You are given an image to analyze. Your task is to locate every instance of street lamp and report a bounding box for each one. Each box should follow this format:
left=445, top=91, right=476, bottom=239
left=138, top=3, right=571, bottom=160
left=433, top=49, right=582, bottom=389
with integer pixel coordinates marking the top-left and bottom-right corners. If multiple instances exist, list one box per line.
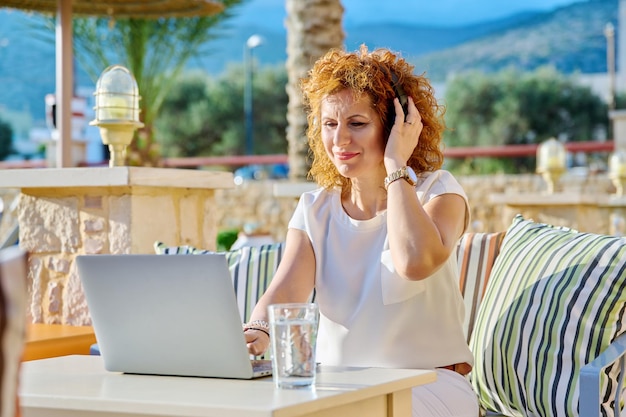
left=536, top=137, right=566, bottom=194
left=244, top=34, right=264, bottom=155
left=609, top=150, right=626, bottom=196
left=90, top=65, right=144, bottom=167
left=605, top=22, right=616, bottom=111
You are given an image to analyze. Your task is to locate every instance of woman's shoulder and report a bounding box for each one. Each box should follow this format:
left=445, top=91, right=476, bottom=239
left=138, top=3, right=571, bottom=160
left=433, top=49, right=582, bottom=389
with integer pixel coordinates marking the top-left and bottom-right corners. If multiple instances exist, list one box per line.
left=415, top=169, right=466, bottom=199
left=415, top=169, right=459, bottom=188
left=299, top=186, right=338, bottom=204
left=289, top=187, right=340, bottom=229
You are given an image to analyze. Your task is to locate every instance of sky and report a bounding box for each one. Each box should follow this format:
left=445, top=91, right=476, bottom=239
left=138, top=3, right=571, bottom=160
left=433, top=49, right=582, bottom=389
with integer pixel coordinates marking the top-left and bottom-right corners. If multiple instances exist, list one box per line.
left=233, top=0, right=585, bottom=28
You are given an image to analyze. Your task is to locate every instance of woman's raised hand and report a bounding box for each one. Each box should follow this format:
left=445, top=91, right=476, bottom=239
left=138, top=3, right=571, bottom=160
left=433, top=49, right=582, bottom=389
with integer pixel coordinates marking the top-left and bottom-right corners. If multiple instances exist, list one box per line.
left=385, top=96, right=422, bottom=167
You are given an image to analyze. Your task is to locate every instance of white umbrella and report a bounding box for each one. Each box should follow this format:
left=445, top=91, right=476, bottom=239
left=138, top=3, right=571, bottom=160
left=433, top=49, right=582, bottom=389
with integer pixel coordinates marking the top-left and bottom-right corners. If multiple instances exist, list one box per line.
left=0, top=0, right=223, bottom=167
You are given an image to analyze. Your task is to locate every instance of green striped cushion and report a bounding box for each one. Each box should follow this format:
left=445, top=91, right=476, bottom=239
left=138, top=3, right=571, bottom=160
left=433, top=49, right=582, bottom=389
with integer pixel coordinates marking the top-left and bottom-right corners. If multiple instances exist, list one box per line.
left=224, top=244, right=284, bottom=323
left=470, top=215, right=626, bottom=417
left=154, top=241, right=284, bottom=323
left=456, top=231, right=506, bottom=343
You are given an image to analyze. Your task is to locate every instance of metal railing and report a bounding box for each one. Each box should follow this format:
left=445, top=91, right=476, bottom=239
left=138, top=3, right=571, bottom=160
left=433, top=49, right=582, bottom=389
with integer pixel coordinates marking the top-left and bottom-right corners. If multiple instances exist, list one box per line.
left=0, top=141, right=615, bottom=170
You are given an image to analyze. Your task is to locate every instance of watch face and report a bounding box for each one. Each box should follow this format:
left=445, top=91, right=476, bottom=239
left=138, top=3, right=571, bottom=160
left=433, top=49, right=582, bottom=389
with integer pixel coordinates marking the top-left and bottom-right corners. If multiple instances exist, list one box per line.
left=406, top=166, right=418, bottom=184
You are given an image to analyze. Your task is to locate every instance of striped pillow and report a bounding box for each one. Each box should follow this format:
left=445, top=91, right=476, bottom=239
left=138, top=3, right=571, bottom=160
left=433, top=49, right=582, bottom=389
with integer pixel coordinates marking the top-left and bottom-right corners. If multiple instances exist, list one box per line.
left=154, top=241, right=284, bottom=323
left=470, top=215, right=626, bottom=417
left=456, top=232, right=506, bottom=343
left=223, top=244, right=284, bottom=323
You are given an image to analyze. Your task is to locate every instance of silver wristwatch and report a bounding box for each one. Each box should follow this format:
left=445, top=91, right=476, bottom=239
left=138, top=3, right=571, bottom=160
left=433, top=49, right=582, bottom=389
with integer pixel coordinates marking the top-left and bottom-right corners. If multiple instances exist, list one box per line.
left=384, top=166, right=418, bottom=190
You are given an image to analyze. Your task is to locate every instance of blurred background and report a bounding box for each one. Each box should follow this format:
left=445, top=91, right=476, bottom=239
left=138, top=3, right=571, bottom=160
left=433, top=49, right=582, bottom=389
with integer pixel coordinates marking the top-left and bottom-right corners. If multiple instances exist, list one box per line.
left=0, top=0, right=618, bottom=176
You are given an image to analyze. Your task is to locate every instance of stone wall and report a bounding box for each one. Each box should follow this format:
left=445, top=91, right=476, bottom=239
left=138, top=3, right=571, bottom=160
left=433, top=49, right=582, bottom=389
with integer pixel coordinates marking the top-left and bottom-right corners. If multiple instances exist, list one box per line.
left=0, top=177, right=223, bottom=326
left=15, top=188, right=219, bottom=325
left=0, top=171, right=619, bottom=325
left=212, top=173, right=617, bottom=245
left=5, top=172, right=613, bottom=253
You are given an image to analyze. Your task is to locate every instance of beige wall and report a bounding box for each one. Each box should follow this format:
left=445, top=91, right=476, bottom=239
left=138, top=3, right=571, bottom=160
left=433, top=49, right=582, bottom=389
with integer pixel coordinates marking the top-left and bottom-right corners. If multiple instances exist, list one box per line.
left=212, top=172, right=619, bottom=245
left=0, top=171, right=620, bottom=325
left=2, top=172, right=618, bottom=250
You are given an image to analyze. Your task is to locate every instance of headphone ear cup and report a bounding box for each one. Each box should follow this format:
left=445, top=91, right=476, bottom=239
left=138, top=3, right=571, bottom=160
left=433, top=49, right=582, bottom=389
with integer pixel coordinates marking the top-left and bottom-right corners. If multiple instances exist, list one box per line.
left=386, top=71, right=408, bottom=134
left=391, top=72, right=409, bottom=117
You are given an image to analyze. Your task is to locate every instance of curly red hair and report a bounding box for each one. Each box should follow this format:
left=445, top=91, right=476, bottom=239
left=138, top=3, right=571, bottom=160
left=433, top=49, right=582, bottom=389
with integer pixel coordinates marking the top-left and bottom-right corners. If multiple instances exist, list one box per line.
left=301, top=45, right=446, bottom=190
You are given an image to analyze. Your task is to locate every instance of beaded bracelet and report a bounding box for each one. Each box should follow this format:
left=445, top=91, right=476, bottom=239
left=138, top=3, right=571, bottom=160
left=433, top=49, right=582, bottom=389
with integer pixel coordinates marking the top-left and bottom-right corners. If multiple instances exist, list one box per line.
left=242, top=320, right=270, bottom=337
left=243, top=327, right=270, bottom=338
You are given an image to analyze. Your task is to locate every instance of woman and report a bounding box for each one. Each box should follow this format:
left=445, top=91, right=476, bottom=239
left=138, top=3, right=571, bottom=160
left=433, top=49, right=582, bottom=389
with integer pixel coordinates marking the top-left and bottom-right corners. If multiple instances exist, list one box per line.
left=244, top=45, right=479, bottom=416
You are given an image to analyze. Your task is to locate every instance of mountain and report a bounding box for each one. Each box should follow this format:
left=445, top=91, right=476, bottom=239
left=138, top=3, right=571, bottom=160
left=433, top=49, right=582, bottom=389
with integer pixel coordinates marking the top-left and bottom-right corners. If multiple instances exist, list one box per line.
left=0, top=0, right=617, bottom=125
left=417, top=0, right=616, bottom=80
left=343, top=12, right=546, bottom=58
left=188, top=10, right=549, bottom=75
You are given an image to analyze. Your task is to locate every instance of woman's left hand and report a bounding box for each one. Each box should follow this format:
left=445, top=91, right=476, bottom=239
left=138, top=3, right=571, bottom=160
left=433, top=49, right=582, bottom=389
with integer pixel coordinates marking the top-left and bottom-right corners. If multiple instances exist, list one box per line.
left=384, top=96, right=422, bottom=168
left=244, top=329, right=270, bottom=356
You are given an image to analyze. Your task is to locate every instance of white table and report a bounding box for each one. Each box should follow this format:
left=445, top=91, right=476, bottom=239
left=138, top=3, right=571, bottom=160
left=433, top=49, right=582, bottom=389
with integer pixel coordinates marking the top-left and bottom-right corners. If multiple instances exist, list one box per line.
left=19, top=355, right=435, bottom=417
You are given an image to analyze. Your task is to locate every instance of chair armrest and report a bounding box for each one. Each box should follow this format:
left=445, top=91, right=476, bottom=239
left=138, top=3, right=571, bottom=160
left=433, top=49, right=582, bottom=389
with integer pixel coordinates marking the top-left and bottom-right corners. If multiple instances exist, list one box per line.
left=580, top=332, right=626, bottom=417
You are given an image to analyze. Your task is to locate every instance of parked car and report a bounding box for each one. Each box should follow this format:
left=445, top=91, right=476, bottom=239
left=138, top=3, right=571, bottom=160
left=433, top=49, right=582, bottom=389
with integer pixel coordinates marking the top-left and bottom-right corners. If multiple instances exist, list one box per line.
left=233, top=164, right=289, bottom=184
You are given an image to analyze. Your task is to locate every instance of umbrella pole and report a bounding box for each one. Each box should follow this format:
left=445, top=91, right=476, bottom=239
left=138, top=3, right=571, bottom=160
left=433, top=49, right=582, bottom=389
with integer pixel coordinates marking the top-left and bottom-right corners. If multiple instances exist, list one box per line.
left=56, top=0, right=73, bottom=168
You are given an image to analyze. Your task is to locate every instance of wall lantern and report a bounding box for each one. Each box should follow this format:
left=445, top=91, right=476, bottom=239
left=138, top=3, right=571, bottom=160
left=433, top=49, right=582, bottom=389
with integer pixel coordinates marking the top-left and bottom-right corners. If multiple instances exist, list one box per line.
left=536, top=137, right=566, bottom=194
left=89, top=65, right=144, bottom=167
left=609, top=150, right=626, bottom=196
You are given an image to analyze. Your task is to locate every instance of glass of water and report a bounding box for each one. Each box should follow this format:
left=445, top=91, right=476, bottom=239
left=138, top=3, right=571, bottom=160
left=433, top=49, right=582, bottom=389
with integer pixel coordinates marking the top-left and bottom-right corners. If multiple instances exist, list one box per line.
left=268, top=303, right=319, bottom=389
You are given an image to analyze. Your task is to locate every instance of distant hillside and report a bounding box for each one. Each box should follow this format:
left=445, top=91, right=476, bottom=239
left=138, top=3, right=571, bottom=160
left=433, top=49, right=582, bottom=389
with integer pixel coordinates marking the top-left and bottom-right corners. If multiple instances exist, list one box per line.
left=193, top=10, right=547, bottom=74
left=0, top=0, right=617, bottom=124
left=417, top=0, right=617, bottom=80
left=343, top=12, right=544, bottom=57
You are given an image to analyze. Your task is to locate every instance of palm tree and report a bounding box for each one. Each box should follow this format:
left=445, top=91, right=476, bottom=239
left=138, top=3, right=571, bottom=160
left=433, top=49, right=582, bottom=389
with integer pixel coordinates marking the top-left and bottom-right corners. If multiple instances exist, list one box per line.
left=284, top=0, right=344, bottom=180
left=40, top=0, right=245, bottom=166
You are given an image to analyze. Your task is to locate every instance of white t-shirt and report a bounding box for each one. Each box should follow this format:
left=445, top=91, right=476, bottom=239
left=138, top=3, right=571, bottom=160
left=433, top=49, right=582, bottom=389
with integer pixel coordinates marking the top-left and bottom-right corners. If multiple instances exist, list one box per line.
left=288, top=170, right=473, bottom=369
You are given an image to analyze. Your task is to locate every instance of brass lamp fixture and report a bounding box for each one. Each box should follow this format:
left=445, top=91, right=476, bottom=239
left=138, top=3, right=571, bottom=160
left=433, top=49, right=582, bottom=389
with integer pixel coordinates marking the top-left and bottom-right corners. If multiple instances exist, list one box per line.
left=536, top=137, right=566, bottom=194
left=90, top=65, right=144, bottom=167
left=609, top=150, right=626, bottom=196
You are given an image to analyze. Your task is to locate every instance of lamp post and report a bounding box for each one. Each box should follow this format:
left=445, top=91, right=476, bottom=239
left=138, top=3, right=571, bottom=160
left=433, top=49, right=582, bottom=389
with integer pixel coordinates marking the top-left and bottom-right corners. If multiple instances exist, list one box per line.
left=536, top=137, right=567, bottom=194
left=244, top=34, right=263, bottom=155
left=609, top=150, right=626, bottom=196
left=605, top=22, right=616, bottom=111
left=90, top=65, right=144, bottom=167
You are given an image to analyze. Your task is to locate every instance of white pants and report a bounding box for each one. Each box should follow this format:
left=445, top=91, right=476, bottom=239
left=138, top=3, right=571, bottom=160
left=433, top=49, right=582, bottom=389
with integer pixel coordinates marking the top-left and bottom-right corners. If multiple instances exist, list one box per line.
left=412, top=369, right=479, bottom=417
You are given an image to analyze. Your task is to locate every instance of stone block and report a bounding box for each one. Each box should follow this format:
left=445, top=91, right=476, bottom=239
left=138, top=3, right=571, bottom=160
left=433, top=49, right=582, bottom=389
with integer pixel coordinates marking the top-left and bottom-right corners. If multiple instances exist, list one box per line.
left=84, top=238, right=105, bottom=254
left=83, top=217, right=105, bottom=233
left=47, top=281, right=62, bottom=315
left=18, top=195, right=81, bottom=253
left=179, top=194, right=200, bottom=246
left=202, top=198, right=217, bottom=251
left=28, top=256, right=45, bottom=323
left=131, top=194, right=177, bottom=253
left=109, top=195, right=131, bottom=254
left=64, top=262, right=91, bottom=326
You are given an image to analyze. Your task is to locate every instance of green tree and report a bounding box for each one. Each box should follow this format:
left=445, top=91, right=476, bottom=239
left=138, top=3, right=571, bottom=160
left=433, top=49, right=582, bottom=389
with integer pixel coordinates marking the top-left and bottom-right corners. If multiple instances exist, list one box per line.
left=155, top=64, right=288, bottom=157
left=38, top=0, right=246, bottom=166
left=614, top=92, right=626, bottom=110
left=444, top=67, right=608, bottom=174
left=0, top=118, right=13, bottom=161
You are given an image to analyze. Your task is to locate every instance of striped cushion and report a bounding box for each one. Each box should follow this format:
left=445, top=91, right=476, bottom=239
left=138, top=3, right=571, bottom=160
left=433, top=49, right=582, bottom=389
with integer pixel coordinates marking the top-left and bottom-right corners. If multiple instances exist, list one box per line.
left=470, top=215, right=626, bottom=417
left=456, top=232, right=506, bottom=343
left=154, top=241, right=284, bottom=323
left=223, top=244, right=284, bottom=323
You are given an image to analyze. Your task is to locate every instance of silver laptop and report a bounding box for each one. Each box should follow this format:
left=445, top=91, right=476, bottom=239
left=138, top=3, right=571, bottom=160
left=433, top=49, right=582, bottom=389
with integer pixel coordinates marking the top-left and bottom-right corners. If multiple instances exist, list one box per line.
left=76, top=253, right=272, bottom=379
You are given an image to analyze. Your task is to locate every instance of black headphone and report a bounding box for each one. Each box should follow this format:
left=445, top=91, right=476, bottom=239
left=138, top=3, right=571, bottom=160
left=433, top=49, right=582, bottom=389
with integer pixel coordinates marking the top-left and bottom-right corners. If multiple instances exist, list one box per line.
left=386, top=70, right=409, bottom=132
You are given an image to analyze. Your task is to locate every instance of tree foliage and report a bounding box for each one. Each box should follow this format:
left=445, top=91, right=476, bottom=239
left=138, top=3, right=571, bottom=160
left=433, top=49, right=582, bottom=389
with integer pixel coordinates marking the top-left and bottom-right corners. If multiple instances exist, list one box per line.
left=38, top=0, right=247, bottom=165
left=0, top=118, right=13, bottom=161
left=155, top=64, right=288, bottom=157
left=443, top=67, right=608, bottom=174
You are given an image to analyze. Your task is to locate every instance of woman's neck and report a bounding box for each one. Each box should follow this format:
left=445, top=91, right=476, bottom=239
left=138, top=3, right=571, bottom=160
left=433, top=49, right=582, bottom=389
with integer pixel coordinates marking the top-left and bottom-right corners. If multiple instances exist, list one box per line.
left=341, top=179, right=387, bottom=220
